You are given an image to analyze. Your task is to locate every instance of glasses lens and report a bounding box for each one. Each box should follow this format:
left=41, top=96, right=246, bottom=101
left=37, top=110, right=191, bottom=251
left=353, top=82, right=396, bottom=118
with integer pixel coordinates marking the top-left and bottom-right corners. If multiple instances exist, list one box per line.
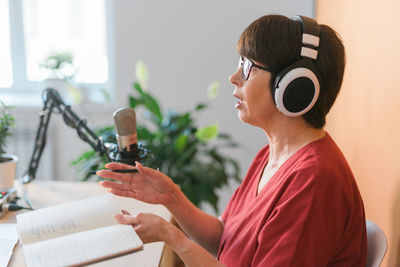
left=242, top=58, right=252, bottom=80
left=238, top=57, right=243, bottom=69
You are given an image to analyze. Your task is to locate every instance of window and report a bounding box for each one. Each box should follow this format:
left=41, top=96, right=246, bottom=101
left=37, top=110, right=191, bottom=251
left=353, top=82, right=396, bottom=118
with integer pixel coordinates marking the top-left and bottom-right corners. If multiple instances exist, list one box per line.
left=0, top=0, right=13, bottom=87
left=23, top=0, right=108, bottom=83
left=1, top=0, right=110, bottom=94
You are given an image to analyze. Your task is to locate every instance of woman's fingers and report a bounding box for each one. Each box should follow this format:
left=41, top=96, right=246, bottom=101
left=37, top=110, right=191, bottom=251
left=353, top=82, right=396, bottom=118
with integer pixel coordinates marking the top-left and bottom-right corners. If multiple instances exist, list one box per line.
left=135, top=161, right=158, bottom=173
left=104, top=162, right=136, bottom=170
left=96, top=170, right=133, bottom=184
left=134, top=161, right=144, bottom=171
left=135, top=162, right=161, bottom=179
left=100, top=180, right=132, bottom=190
left=108, top=188, right=136, bottom=199
left=114, top=213, right=170, bottom=244
left=115, top=213, right=138, bottom=225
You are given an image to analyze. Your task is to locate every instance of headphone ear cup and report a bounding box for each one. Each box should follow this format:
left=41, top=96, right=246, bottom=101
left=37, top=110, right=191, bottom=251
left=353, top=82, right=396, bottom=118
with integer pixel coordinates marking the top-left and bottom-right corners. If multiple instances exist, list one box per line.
left=273, top=63, right=320, bottom=117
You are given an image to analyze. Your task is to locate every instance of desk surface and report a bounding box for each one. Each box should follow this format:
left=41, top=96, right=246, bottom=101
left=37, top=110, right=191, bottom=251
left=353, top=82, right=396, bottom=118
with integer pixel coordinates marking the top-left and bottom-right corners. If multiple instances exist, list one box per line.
left=0, top=180, right=170, bottom=267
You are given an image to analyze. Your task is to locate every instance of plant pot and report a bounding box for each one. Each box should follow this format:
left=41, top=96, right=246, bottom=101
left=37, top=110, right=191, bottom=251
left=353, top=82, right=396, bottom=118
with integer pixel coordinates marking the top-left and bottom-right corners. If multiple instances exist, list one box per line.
left=0, top=154, right=18, bottom=191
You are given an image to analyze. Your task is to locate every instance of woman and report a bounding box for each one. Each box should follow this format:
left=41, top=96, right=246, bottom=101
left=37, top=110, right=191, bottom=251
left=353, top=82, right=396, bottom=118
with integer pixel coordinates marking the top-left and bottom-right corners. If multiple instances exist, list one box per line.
left=97, top=14, right=367, bottom=266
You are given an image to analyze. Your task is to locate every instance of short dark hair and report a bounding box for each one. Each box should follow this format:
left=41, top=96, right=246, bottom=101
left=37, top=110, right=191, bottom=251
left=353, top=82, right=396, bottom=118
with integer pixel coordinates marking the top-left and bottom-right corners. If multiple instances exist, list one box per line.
left=237, top=14, right=345, bottom=128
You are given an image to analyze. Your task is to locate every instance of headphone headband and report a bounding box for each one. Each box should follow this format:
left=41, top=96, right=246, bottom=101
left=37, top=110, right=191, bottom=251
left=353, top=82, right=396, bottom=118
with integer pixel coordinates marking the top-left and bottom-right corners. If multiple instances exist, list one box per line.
left=293, top=15, right=319, bottom=37
left=293, top=15, right=320, bottom=60
left=273, top=15, right=321, bottom=117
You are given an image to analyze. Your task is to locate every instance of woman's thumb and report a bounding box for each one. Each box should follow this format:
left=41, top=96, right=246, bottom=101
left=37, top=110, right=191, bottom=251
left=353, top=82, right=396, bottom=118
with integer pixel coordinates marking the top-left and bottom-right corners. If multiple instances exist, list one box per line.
left=115, top=213, right=137, bottom=225
left=121, top=209, right=131, bottom=215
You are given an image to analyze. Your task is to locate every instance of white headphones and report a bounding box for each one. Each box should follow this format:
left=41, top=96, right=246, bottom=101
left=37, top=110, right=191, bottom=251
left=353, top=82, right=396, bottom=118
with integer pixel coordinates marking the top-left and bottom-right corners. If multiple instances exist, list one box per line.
left=273, top=15, right=321, bottom=117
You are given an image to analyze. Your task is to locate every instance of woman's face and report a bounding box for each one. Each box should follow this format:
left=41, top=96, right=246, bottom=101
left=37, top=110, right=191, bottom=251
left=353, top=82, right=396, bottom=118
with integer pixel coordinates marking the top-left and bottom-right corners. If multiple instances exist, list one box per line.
left=230, top=57, right=277, bottom=128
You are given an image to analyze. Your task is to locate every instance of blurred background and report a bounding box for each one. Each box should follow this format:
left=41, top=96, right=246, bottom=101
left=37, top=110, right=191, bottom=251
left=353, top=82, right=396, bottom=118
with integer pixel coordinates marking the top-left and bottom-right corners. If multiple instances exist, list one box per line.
left=0, top=0, right=399, bottom=266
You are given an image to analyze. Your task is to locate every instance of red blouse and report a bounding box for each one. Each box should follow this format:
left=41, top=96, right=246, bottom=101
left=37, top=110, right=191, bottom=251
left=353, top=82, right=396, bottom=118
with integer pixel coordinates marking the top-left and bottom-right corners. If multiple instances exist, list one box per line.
left=218, top=133, right=367, bottom=266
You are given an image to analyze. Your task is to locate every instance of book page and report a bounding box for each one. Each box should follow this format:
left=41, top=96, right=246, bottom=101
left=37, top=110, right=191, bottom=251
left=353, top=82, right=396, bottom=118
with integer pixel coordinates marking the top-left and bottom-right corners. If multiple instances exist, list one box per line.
left=0, top=224, right=19, bottom=267
left=22, top=224, right=143, bottom=267
left=16, top=193, right=124, bottom=245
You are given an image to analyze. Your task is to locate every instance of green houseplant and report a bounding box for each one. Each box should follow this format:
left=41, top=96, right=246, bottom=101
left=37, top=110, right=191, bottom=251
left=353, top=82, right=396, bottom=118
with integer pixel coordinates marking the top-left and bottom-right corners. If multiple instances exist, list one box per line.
left=39, top=51, right=84, bottom=104
left=0, top=102, right=15, bottom=157
left=39, top=51, right=78, bottom=81
left=72, top=62, right=241, bottom=212
left=0, top=102, right=17, bottom=190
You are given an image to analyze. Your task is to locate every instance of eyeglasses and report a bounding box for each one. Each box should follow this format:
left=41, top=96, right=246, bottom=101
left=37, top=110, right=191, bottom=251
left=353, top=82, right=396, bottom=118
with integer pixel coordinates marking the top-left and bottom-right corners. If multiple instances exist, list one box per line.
left=238, top=56, right=271, bottom=80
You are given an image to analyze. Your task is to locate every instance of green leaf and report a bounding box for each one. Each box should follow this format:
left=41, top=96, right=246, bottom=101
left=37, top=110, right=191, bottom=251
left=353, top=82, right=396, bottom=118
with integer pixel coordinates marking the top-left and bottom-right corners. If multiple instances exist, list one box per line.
left=195, top=103, right=207, bottom=111
left=174, top=143, right=198, bottom=167
left=135, top=60, right=149, bottom=89
left=133, top=82, right=144, bottom=94
left=137, top=126, right=155, bottom=141
left=195, top=124, right=219, bottom=143
left=129, top=96, right=142, bottom=109
left=207, top=81, right=220, bottom=99
left=175, top=113, right=192, bottom=130
left=131, top=82, right=163, bottom=122
left=174, top=134, right=189, bottom=154
left=71, top=150, right=96, bottom=165
left=141, top=93, right=163, bottom=122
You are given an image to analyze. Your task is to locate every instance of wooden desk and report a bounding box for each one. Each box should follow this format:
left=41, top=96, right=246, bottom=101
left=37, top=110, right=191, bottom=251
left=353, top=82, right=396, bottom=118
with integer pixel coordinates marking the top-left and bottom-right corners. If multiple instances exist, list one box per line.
left=1, top=180, right=171, bottom=267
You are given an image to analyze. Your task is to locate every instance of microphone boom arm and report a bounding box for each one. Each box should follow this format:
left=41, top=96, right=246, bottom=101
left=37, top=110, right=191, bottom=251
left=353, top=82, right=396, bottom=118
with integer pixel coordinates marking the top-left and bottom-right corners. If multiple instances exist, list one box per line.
left=22, top=88, right=112, bottom=183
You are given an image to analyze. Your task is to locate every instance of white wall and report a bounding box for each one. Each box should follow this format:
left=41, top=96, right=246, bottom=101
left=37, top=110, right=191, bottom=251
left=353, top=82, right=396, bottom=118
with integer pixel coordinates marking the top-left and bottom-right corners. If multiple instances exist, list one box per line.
left=112, top=0, right=314, bottom=213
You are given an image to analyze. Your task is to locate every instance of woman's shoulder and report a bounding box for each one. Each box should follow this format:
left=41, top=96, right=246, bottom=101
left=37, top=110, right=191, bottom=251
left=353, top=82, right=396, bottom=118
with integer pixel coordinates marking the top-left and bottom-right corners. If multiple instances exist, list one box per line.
left=294, top=132, right=350, bottom=170
left=286, top=133, right=358, bottom=196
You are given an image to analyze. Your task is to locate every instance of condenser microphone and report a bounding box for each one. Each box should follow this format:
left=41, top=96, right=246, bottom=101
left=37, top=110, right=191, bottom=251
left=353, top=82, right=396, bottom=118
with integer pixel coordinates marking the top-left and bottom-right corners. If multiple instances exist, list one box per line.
left=113, top=108, right=140, bottom=165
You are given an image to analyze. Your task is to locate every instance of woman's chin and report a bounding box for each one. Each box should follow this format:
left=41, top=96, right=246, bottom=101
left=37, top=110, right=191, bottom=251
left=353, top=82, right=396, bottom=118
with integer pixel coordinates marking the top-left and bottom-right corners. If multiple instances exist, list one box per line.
left=237, top=111, right=249, bottom=124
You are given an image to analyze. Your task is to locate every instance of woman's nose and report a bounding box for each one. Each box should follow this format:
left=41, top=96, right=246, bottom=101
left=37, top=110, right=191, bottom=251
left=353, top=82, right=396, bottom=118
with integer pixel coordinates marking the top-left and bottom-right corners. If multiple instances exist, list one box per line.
left=229, top=67, right=242, bottom=86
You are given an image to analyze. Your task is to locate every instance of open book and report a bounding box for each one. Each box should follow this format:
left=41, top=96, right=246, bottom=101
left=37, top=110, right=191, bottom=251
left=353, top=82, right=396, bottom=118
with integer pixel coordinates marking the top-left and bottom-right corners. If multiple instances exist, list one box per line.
left=16, top=193, right=143, bottom=267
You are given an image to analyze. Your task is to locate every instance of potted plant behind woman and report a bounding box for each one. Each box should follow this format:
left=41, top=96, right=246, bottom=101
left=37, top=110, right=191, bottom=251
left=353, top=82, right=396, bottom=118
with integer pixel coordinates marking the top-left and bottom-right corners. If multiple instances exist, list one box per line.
left=39, top=51, right=82, bottom=104
left=72, top=61, right=241, bottom=213
left=0, top=102, right=17, bottom=191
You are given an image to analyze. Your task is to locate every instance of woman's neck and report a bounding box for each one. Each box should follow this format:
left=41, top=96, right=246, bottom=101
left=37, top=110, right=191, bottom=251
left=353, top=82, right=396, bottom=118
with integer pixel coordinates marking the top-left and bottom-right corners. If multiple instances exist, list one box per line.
left=264, top=121, right=325, bottom=170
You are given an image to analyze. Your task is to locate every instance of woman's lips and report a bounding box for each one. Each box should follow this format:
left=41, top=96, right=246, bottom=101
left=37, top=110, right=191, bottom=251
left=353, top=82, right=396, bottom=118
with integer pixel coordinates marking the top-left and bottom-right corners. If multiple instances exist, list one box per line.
left=233, top=93, right=244, bottom=109
left=235, top=100, right=245, bottom=109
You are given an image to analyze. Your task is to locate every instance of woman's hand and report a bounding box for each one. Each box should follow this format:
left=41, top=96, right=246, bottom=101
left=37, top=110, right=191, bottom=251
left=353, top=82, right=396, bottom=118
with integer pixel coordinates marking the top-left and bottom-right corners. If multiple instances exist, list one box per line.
left=115, top=210, right=175, bottom=244
left=97, top=162, right=177, bottom=205
left=116, top=210, right=226, bottom=267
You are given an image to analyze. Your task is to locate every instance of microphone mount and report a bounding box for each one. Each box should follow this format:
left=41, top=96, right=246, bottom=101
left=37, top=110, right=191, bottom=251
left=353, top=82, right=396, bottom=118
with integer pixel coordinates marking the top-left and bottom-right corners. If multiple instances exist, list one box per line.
left=22, top=88, right=146, bottom=184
